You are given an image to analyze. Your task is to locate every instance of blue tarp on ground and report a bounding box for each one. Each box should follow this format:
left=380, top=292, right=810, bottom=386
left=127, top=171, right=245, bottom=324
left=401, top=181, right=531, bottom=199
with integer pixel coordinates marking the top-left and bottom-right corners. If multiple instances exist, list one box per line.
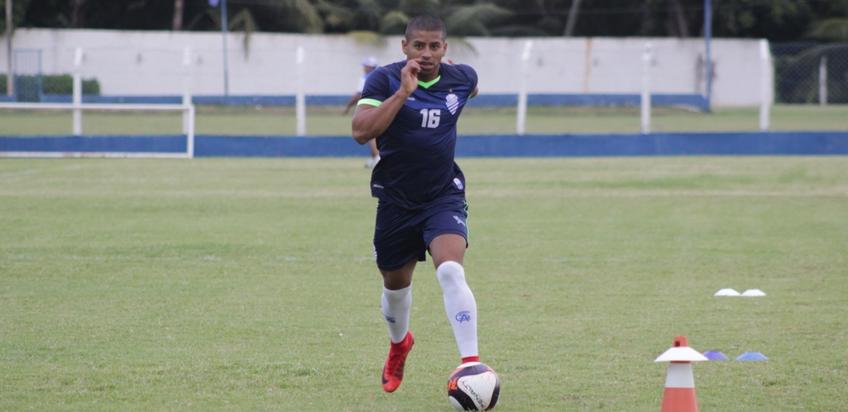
left=2, top=132, right=848, bottom=157
left=0, top=135, right=186, bottom=153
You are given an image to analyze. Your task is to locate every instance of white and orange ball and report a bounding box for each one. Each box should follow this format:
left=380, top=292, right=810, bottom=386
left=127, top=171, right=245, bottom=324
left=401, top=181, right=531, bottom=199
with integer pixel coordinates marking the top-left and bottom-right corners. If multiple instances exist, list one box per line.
left=446, top=362, right=500, bottom=411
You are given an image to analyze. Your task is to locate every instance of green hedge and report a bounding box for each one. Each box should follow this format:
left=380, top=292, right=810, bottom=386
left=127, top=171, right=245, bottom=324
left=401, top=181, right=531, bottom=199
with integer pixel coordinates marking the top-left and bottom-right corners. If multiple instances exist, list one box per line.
left=0, top=74, right=100, bottom=97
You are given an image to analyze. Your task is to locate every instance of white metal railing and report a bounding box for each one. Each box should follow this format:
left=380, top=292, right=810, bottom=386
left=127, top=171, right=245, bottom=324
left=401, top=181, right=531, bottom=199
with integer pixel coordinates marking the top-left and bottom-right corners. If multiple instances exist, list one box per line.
left=0, top=101, right=196, bottom=158
left=0, top=46, right=196, bottom=158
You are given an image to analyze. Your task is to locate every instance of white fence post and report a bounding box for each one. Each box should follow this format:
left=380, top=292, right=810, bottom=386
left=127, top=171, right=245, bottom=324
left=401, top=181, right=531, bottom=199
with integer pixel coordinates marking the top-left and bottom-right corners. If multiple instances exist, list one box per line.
left=819, top=55, right=828, bottom=106
left=182, top=46, right=193, bottom=135
left=759, top=39, right=772, bottom=131
left=640, top=42, right=653, bottom=135
left=73, top=47, right=83, bottom=135
left=295, top=46, right=306, bottom=136
left=516, top=40, right=533, bottom=135
left=186, top=105, right=195, bottom=158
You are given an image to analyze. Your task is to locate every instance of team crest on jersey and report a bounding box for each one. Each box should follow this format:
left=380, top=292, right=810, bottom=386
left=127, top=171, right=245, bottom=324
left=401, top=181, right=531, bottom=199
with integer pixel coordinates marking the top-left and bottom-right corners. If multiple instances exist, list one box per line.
left=445, top=93, right=459, bottom=115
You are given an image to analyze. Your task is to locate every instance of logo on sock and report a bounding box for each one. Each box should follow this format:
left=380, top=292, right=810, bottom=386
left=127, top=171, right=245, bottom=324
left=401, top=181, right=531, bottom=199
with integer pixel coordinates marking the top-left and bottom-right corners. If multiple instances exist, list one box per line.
left=385, top=315, right=396, bottom=324
left=455, top=311, right=471, bottom=323
left=453, top=177, right=464, bottom=190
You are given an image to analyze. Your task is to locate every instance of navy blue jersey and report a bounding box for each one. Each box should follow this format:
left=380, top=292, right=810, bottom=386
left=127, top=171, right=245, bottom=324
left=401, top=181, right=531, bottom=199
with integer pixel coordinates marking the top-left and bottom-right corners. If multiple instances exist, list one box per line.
left=358, top=61, right=478, bottom=210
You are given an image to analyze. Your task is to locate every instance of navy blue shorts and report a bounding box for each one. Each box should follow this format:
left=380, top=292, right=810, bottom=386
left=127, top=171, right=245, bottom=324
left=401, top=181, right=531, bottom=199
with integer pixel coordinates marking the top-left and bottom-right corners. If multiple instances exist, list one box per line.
left=373, top=199, right=468, bottom=271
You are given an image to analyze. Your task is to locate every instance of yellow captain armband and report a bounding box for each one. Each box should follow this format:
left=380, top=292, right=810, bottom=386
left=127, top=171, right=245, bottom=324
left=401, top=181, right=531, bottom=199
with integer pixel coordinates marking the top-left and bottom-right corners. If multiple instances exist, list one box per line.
left=357, top=98, right=382, bottom=107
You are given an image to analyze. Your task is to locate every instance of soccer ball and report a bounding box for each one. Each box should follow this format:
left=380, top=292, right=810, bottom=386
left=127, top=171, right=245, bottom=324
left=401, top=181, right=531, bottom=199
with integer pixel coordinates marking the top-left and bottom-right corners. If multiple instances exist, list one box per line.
left=446, top=362, right=500, bottom=411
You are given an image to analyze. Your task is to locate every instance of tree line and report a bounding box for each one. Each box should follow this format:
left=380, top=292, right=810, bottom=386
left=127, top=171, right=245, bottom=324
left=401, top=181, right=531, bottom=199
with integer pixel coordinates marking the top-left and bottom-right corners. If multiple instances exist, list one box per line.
left=3, top=0, right=848, bottom=42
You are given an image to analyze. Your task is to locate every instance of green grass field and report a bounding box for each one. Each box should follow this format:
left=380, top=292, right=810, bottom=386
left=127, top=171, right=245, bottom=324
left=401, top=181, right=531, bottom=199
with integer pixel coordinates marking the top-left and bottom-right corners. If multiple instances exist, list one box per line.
left=1, top=104, right=846, bottom=136
left=1, top=157, right=847, bottom=411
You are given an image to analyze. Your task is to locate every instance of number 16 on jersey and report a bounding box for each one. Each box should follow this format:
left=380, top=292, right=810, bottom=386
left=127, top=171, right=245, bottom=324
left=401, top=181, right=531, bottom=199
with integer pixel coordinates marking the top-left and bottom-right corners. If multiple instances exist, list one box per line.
left=420, top=109, right=441, bottom=128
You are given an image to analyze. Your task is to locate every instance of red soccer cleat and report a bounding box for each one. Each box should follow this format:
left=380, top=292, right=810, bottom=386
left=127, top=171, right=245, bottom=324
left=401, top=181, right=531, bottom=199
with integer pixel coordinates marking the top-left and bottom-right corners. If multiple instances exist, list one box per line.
left=382, top=332, right=414, bottom=392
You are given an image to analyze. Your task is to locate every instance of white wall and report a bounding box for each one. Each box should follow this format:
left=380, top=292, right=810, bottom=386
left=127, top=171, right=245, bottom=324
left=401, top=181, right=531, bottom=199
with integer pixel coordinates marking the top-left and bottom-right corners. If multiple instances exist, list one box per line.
left=0, top=28, right=768, bottom=106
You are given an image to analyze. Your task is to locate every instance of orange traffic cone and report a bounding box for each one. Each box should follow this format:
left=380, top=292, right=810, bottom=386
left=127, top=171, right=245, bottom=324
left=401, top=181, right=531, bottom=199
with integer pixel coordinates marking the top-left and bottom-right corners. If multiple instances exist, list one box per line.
left=655, top=336, right=708, bottom=412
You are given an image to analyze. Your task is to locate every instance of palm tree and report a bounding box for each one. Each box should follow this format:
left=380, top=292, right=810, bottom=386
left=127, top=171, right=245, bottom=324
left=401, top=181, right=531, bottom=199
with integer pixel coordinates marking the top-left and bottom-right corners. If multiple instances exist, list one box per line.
left=444, top=3, right=512, bottom=37
left=379, top=10, right=408, bottom=34
left=71, top=0, right=85, bottom=27
left=564, top=0, right=582, bottom=36
left=172, top=0, right=184, bottom=31
left=807, top=18, right=848, bottom=41
left=667, top=0, right=689, bottom=37
left=187, top=0, right=323, bottom=33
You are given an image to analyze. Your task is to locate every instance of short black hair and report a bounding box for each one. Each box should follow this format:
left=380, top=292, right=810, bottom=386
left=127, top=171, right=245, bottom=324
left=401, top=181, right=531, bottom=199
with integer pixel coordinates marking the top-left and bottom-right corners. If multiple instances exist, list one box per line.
left=404, top=15, right=446, bottom=39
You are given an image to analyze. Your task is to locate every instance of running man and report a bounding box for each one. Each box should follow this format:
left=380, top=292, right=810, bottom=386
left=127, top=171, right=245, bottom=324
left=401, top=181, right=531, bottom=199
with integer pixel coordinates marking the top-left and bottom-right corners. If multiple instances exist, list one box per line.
left=351, top=15, right=481, bottom=393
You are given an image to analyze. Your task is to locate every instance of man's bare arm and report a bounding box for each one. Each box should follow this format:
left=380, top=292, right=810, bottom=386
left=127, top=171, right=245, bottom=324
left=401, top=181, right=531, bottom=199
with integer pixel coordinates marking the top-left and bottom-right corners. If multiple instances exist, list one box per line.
left=351, top=60, right=420, bottom=144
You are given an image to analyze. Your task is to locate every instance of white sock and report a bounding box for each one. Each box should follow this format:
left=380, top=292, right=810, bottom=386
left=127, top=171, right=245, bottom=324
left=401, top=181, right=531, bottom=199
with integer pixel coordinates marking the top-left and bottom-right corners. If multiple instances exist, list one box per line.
left=436, top=261, right=479, bottom=359
left=381, top=285, right=412, bottom=343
